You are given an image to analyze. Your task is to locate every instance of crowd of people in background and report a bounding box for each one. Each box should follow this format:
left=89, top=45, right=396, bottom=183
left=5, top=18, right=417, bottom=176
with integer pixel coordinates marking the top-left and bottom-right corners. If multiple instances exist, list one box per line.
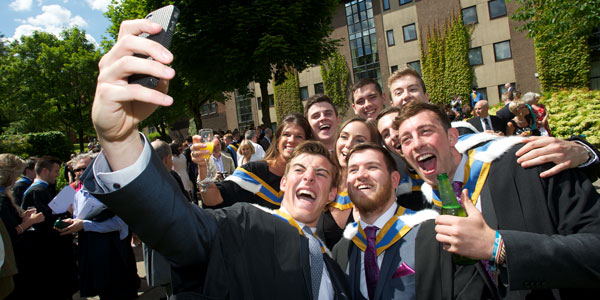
left=0, top=17, right=599, bottom=300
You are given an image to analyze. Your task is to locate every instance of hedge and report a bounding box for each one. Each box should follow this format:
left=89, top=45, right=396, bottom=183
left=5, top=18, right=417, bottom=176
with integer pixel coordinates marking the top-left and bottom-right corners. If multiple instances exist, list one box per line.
left=274, top=69, right=304, bottom=121
left=543, top=89, right=600, bottom=147
left=0, top=131, right=72, bottom=161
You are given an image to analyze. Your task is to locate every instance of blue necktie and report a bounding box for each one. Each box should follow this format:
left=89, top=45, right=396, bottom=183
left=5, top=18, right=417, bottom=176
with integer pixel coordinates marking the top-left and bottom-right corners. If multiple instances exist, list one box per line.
left=303, top=226, right=323, bottom=300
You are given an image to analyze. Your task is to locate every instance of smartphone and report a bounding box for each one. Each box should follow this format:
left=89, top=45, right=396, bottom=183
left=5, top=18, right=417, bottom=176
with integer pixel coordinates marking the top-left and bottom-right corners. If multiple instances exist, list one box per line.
left=54, top=218, right=69, bottom=229
left=128, top=5, right=180, bottom=88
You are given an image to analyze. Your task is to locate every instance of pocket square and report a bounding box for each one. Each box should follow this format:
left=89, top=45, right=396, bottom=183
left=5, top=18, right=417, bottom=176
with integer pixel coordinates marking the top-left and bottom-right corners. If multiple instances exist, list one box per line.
left=392, top=262, right=415, bottom=279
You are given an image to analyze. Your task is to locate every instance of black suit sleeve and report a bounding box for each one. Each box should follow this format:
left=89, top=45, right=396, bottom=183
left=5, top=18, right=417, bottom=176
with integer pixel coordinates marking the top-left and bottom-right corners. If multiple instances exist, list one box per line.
left=84, top=149, right=217, bottom=269
left=499, top=152, right=600, bottom=289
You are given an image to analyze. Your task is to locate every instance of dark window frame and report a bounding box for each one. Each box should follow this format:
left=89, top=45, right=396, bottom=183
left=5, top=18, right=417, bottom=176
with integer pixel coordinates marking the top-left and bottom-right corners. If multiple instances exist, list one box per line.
left=462, top=5, right=478, bottom=25
left=314, top=82, right=324, bottom=95
left=403, top=23, right=417, bottom=42
left=390, top=65, right=398, bottom=73
left=399, top=0, right=413, bottom=6
left=468, top=47, right=483, bottom=66
left=300, top=86, right=309, bottom=100
left=407, top=60, right=421, bottom=76
left=488, top=0, right=507, bottom=20
left=386, top=29, right=395, bottom=46
left=493, top=40, right=512, bottom=62
left=383, top=0, right=390, bottom=11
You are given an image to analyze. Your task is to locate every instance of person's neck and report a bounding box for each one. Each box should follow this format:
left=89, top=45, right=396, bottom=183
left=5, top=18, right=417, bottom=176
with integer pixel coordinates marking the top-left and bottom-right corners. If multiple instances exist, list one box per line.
left=323, top=139, right=335, bottom=152
left=268, top=157, right=287, bottom=176
left=360, top=198, right=396, bottom=225
left=480, top=114, right=488, bottom=119
left=213, top=152, right=221, bottom=159
left=446, top=149, right=463, bottom=184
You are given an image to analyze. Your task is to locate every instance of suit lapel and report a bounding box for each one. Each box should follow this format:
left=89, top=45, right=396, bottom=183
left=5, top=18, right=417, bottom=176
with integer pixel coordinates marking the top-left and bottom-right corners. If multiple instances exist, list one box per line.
left=374, top=240, right=401, bottom=300
left=300, top=235, right=314, bottom=300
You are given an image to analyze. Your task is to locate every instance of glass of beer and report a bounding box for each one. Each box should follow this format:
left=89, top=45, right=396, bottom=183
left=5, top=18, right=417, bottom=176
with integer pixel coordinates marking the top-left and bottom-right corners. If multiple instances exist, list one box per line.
left=198, top=129, right=215, bottom=192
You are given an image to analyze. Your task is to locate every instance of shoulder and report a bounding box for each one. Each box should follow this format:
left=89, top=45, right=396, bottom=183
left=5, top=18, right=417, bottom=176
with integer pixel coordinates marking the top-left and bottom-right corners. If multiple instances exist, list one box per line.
left=241, top=160, right=269, bottom=173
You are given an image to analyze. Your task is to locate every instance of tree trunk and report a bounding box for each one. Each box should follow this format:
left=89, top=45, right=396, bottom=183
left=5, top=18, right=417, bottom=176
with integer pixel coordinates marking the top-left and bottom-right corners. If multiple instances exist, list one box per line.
left=157, top=122, right=172, bottom=142
left=259, top=80, right=272, bottom=127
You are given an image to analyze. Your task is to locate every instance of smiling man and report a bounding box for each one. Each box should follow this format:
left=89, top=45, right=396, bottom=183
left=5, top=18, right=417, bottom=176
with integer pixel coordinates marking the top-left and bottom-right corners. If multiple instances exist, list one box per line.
left=351, top=78, right=386, bottom=120
left=388, top=67, right=429, bottom=108
left=80, top=18, right=352, bottom=298
left=304, top=94, right=341, bottom=152
left=394, top=102, right=600, bottom=298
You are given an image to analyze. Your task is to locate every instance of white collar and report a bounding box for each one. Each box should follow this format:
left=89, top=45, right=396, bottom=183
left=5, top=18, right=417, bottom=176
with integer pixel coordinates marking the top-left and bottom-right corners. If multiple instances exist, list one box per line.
left=359, top=202, right=398, bottom=231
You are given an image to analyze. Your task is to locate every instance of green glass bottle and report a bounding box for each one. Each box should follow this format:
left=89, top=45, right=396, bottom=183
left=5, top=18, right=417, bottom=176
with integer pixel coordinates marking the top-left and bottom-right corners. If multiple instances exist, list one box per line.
left=437, top=173, right=476, bottom=265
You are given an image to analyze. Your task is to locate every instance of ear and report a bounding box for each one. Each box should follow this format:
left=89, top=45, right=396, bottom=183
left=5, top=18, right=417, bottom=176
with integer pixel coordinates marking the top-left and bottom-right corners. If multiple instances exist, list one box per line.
left=425, top=93, right=430, bottom=103
left=351, top=102, right=357, bottom=113
left=390, top=170, right=401, bottom=189
left=280, top=175, right=287, bottom=190
left=448, top=127, right=459, bottom=147
left=327, top=185, right=337, bottom=205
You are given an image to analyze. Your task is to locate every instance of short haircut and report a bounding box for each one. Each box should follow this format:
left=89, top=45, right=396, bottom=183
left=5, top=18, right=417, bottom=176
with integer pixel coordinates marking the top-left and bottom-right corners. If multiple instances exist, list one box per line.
left=521, top=92, right=536, bottom=104
left=23, top=157, right=37, bottom=175
left=304, top=94, right=338, bottom=117
left=346, top=142, right=397, bottom=174
left=71, top=153, right=93, bottom=169
left=264, top=113, right=313, bottom=161
left=351, top=78, right=382, bottom=103
left=284, top=140, right=339, bottom=188
left=151, top=140, right=172, bottom=161
left=170, top=142, right=182, bottom=156
left=502, top=91, right=514, bottom=102
left=376, top=106, right=403, bottom=123
left=245, top=130, right=257, bottom=140
left=223, top=133, right=233, bottom=141
left=388, top=67, right=427, bottom=94
left=35, top=156, right=61, bottom=175
left=186, top=136, right=193, bottom=143
left=393, top=102, right=450, bottom=131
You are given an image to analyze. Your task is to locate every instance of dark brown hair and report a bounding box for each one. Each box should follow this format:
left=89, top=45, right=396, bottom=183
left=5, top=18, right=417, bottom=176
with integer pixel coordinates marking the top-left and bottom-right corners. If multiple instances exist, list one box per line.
left=284, top=140, right=339, bottom=188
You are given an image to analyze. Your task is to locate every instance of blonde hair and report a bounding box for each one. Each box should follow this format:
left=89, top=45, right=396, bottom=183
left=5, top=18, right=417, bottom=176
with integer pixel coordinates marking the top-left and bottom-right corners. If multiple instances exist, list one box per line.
left=508, top=99, right=526, bottom=115
left=0, top=154, right=25, bottom=216
left=239, top=139, right=255, bottom=159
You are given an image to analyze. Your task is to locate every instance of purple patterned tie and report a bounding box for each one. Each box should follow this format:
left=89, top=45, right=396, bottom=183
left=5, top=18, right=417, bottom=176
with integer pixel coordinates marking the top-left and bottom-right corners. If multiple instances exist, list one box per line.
left=364, top=226, right=379, bottom=300
left=452, top=181, right=463, bottom=205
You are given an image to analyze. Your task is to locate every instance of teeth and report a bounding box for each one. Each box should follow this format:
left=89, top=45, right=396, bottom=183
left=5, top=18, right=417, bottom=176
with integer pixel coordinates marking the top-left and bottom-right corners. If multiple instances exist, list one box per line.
left=418, top=153, right=433, bottom=161
left=358, top=184, right=372, bottom=190
left=297, top=190, right=316, bottom=199
left=319, top=124, right=331, bottom=130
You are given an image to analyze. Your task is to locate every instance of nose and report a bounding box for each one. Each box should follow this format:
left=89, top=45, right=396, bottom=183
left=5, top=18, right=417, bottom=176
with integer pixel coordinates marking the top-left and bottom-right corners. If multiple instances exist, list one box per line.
left=303, top=168, right=316, bottom=182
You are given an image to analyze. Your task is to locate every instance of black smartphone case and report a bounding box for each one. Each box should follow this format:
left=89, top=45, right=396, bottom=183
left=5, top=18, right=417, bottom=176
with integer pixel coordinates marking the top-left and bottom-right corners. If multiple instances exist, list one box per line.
left=128, top=5, right=180, bottom=88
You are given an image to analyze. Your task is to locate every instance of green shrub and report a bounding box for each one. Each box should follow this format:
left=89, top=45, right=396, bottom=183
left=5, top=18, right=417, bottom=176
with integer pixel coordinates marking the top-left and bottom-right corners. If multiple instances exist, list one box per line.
left=0, top=131, right=71, bottom=161
left=147, top=132, right=162, bottom=142
left=543, top=89, right=600, bottom=147
left=274, top=69, right=304, bottom=121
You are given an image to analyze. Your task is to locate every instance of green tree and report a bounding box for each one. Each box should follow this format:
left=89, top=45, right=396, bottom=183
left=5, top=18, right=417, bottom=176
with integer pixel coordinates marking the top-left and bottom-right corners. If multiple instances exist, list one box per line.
left=443, top=13, right=472, bottom=105
left=321, top=50, right=350, bottom=117
left=510, top=0, right=600, bottom=91
left=105, top=0, right=340, bottom=128
left=421, top=25, right=445, bottom=104
left=0, top=28, right=101, bottom=151
left=274, top=69, right=303, bottom=120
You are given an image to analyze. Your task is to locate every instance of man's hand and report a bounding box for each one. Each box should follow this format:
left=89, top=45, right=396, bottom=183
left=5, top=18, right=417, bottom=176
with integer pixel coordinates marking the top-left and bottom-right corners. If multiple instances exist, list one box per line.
left=191, top=135, right=211, bottom=181
left=516, top=136, right=589, bottom=178
left=57, top=218, right=84, bottom=235
left=435, top=190, right=496, bottom=260
left=92, top=19, right=175, bottom=170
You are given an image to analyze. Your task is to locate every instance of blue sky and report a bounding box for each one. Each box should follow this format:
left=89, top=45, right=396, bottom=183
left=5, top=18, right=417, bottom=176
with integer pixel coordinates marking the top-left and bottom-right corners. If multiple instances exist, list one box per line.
left=1, top=0, right=113, bottom=48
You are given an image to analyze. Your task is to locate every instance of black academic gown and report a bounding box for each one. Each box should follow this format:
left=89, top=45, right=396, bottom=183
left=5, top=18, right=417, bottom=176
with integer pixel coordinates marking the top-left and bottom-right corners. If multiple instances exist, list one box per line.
left=81, top=147, right=351, bottom=299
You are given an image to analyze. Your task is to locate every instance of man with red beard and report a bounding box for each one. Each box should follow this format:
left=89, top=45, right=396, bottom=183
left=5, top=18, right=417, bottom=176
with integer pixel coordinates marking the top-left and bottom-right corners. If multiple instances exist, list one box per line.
left=332, top=143, right=492, bottom=299
left=394, top=102, right=600, bottom=298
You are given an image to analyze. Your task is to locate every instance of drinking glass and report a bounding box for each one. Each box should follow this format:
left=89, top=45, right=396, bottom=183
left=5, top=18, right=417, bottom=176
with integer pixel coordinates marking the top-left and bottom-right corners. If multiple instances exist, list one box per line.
left=198, top=129, right=215, bottom=192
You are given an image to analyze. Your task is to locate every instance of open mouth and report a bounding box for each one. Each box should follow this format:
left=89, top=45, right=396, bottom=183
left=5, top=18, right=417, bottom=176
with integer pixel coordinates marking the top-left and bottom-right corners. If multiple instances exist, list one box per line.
left=364, top=109, right=376, bottom=117
left=296, top=189, right=316, bottom=202
left=417, top=153, right=437, bottom=173
left=319, top=124, right=331, bottom=132
left=357, top=183, right=373, bottom=190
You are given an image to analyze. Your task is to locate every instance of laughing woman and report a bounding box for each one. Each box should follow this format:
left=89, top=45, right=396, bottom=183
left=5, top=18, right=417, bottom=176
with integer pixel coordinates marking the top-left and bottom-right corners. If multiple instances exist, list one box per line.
left=317, top=117, right=380, bottom=249
left=196, top=113, right=312, bottom=209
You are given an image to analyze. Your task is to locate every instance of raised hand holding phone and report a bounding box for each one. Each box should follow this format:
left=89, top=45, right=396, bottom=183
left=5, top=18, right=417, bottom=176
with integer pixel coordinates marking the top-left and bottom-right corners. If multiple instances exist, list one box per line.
left=92, top=7, right=178, bottom=171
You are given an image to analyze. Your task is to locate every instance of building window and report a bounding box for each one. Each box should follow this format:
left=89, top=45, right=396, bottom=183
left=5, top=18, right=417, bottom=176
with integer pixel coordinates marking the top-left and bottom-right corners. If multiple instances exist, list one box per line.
left=391, top=65, right=398, bottom=73
left=345, top=0, right=382, bottom=83
left=468, top=47, right=483, bottom=65
left=493, top=40, right=512, bottom=61
left=300, top=86, right=309, bottom=100
left=462, top=6, right=478, bottom=25
left=403, top=24, right=417, bottom=42
left=268, top=94, right=275, bottom=107
left=386, top=30, right=395, bottom=46
left=201, top=101, right=217, bottom=116
left=488, top=0, right=507, bottom=19
left=498, top=83, right=514, bottom=99
left=399, top=0, right=412, bottom=5
left=476, top=88, right=488, bottom=101
left=407, top=60, right=421, bottom=76
left=314, top=82, right=324, bottom=94
left=383, top=0, right=390, bottom=11
left=235, top=90, right=254, bottom=129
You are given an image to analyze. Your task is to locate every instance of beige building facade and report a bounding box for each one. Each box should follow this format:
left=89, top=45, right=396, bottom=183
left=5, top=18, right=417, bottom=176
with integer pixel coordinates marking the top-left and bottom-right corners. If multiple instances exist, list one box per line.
left=205, top=0, right=541, bottom=132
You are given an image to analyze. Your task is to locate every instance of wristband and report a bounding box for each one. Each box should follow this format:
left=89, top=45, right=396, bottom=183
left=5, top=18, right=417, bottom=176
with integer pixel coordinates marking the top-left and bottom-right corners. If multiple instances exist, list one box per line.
left=18, top=224, right=24, bottom=234
left=490, top=231, right=502, bottom=271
